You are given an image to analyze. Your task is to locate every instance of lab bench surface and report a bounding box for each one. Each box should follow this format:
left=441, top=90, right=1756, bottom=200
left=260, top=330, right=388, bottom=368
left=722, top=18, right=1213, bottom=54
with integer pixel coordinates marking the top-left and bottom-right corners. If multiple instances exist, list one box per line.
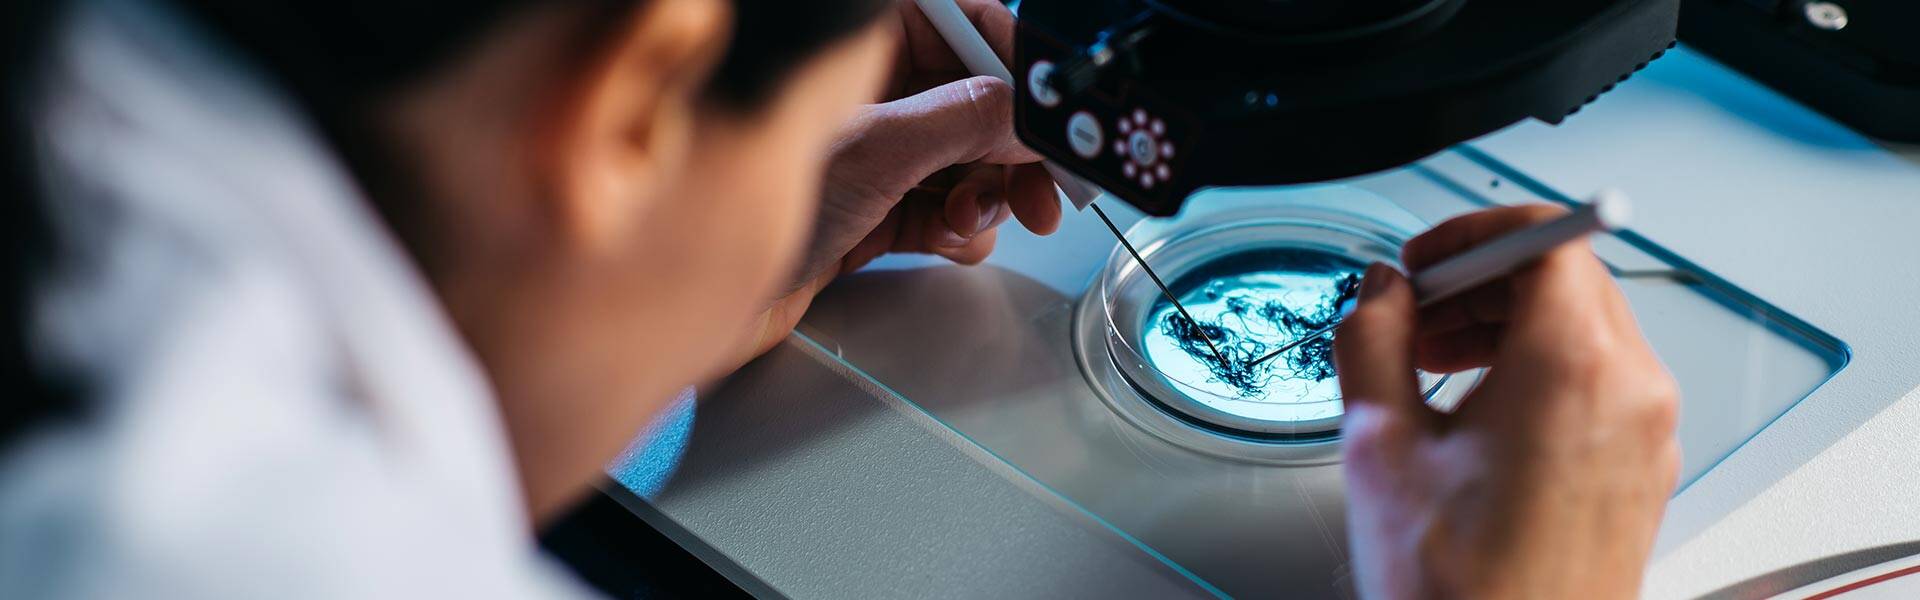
left=600, top=46, right=1920, bottom=599
left=1478, top=49, right=1920, bottom=599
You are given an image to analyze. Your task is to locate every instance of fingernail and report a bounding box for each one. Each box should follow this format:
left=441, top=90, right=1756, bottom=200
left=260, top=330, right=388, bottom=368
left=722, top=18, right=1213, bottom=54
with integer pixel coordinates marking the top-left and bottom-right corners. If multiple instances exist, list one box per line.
left=976, top=198, right=1002, bottom=234
left=1360, top=263, right=1399, bottom=301
left=949, top=190, right=983, bottom=238
left=935, top=228, right=971, bottom=248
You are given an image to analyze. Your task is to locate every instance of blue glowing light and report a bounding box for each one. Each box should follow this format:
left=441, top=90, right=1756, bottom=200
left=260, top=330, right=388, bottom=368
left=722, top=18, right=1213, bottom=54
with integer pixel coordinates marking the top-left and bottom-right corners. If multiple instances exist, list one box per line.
left=608, top=387, right=696, bottom=500
left=1140, top=248, right=1364, bottom=425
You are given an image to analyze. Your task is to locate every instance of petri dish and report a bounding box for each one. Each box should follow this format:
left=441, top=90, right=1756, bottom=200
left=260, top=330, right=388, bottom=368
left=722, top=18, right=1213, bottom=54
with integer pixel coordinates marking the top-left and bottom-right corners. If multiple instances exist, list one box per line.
left=1091, top=186, right=1477, bottom=457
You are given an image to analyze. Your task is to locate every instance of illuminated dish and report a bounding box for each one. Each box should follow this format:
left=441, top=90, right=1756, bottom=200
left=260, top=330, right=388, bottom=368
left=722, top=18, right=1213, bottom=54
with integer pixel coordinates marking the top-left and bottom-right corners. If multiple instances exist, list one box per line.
left=1087, top=186, right=1478, bottom=458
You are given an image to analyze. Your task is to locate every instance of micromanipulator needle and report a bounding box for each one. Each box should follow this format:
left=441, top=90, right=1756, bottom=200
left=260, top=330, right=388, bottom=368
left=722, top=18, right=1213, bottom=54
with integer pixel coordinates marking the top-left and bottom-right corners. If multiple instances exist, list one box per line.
left=1089, top=203, right=1231, bottom=368
left=1250, top=190, right=1635, bottom=368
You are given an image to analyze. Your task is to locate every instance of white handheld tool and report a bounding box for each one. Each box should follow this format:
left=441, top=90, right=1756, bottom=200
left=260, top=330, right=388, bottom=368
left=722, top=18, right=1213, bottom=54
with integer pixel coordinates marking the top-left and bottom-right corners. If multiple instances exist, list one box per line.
left=913, top=0, right=1105, bottom=210
left=1411, top=188, right=1633, bottom=301
left=1251, top=190, right=1634, bottom=367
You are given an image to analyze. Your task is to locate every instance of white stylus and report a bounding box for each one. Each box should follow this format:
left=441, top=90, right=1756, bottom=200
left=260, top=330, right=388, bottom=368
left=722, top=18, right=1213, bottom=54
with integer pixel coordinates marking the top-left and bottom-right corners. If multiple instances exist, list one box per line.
left=912, top=0, right=1105, bottom=209
left=1251, top=190, right=1635, bottom=367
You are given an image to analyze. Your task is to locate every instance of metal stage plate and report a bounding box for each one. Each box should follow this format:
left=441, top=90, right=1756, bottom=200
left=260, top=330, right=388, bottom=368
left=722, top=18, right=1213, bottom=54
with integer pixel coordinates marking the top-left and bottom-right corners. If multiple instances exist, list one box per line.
left=610, top=146, right=1846, bottom=598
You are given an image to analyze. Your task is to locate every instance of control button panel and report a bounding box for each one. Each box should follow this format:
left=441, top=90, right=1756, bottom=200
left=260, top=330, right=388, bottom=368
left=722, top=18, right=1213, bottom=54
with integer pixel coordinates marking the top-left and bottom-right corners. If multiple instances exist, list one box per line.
left=1014, top=24, right=1200, bottom=216
left=1117, top=109, right=1175, bottom=190
left=1027, top=61, right=1062, bottom=108
left=1067, top=111, right=1105, bottom=159
left=1127, top=131, right=1158, bottom=165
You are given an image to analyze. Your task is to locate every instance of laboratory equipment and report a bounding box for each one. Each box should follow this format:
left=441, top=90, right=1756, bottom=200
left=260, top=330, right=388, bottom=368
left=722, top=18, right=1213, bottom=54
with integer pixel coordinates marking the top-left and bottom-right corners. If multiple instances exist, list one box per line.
left=912, top=0, right=1103, bottom=209
left=621, top=148, right=1852, bottom=597
left=1247, top=190, right=1632, bottom=368
left=595, top=2, right=1920, bottom=595
left=1089, top=189, right=1478, bottom=461
left=1012, top=0, right=1681, bottom=215
left=1681, top=0, right=1920, bottom=141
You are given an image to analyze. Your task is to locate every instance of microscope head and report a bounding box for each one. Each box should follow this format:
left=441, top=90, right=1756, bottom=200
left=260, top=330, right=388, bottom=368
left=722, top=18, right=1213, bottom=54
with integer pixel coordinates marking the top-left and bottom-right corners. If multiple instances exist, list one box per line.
left=1014, top=0, right=1680, bottom=216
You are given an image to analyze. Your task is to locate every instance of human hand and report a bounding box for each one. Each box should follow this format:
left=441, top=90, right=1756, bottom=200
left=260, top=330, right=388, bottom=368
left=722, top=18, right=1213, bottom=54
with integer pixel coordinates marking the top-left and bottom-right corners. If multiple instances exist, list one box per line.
left=729, top=0, right=1063, bottom=364
left=1334, top=205, right=1681, bottom=599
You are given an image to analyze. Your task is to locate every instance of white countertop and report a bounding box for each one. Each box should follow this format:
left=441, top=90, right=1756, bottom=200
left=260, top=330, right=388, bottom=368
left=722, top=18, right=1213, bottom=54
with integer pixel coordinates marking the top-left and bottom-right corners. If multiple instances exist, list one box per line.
left=1475, top=48, right=1920, bottom=599
left=619, top=45, right=1920, bottom=599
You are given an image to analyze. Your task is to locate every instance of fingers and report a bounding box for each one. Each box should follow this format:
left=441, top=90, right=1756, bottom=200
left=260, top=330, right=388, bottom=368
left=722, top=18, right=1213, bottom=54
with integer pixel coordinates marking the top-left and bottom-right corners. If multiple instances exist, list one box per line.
left=898, top=0, right=1020, bottom=74
left=1007, top=163, right=1063, bottom=235
left=931, top=226, right=999, bottom=265
left=863, top=76, right=1044, bottom=176
left=1398, top=203, right=1617, bottom=364
left=1413, top=273, right=1515, bottom=372
left=931, top=163, right=1059, bottom=247
left=1505, top=239, right=1622, bottom=330
left=1415, top=278, right=1513, bottom=336
left=1400, top=205, right=1646, bottom=431
left=817, top=0, right=1060, bottom=283
left=1335, top=264, right=1434, bottom=429
left=940, top=165, right=1009, bottom=242
left=1415, top=325, right=1501, bottom=373
left=839, top=207, right=904, bottom=275
left=965, top=0, right=1021, bottom=65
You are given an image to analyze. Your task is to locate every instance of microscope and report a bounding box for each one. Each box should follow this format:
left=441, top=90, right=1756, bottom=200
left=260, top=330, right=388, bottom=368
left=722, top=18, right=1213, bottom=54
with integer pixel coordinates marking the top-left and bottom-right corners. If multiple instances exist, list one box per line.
left=1013, top=0, right=1681, bottom=216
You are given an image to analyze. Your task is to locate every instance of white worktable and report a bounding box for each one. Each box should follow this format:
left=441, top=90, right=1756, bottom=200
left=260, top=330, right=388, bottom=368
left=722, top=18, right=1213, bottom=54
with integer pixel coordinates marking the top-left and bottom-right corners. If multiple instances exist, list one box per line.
left=1475, top=49, right=1920, bottom=599
left=613, top=47, right=1920, bottom=599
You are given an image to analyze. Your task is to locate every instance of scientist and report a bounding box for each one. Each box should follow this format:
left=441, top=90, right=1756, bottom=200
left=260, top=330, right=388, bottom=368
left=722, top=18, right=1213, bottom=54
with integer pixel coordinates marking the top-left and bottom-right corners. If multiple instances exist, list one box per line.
left=0, top=0, right=1679, bottom=597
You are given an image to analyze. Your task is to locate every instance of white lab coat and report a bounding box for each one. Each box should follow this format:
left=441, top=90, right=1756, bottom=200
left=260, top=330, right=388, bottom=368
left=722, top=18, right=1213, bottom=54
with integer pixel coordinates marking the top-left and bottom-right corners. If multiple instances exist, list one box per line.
left=0, top=0, right=592, bottom=597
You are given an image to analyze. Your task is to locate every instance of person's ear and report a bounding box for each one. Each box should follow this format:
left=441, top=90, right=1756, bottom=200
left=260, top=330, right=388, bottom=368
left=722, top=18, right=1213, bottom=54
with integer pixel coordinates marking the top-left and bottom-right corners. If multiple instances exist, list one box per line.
left=550, top=0, right=730, bottom=249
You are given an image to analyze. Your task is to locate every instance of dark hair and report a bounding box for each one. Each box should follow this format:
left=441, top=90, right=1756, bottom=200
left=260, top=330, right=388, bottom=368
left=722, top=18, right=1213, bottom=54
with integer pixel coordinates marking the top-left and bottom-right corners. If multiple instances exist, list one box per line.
left=2, top=0, right=69, bottom=444
left=174, top=0, right=895, bottom=109
left=0, top=0, right=891, bottom=443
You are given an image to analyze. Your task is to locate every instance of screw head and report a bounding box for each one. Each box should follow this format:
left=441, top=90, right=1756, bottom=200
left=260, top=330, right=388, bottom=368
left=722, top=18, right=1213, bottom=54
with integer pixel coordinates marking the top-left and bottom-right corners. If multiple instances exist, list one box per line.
left=1804, top=1, right=1850, bottom=31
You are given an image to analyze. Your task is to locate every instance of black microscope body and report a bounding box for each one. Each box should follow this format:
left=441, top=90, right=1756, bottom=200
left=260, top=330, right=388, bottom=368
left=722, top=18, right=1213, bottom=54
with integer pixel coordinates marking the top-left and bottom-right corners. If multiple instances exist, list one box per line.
left=1013, top=0, right=1682, bottom=216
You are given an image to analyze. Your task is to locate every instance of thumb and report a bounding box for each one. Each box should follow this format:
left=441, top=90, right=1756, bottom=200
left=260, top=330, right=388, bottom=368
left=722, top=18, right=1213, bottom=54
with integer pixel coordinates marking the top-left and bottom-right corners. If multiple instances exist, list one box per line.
left=861, top=76, right=1044, bottom=173
left=1335, top=263, right=1433, bottom=430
